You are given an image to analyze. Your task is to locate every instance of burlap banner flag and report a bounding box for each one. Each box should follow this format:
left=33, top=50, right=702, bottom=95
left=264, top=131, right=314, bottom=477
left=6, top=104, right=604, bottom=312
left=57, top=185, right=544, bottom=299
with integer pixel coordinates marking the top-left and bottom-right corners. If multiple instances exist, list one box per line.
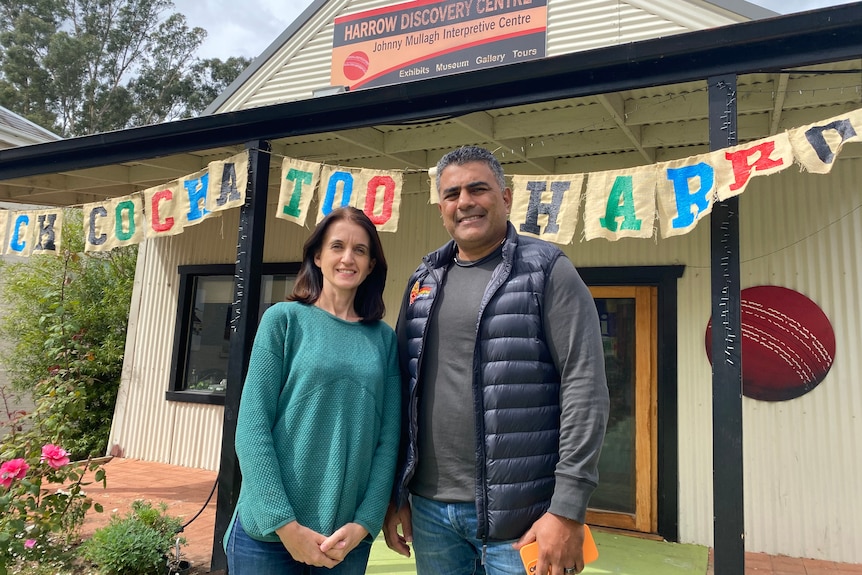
left=177, top=169, right=210, bottom=229
left=84, top=195, right=146, bottom=252
left=583, top=166, right=657, bottom=241
left=0, top=210, right=8, bottom=255
left=1, top=209, right=64, bottom=257
left=715, top=132, right=794, bottom=201
left=277, top=157, right=321, bottom=226
left=317, top=165, right=361, bottom=223
left=511, top=174, right=583, bottom=244
left=789, top=107, right=862, bottom=174
left=656, top=153, right=719, bottom=239
left=143, top=182, right=185, bottom=238
left=206, top=151, right=249, bottom=213
left=356, top=168, right=402, bottom=233
left=315, top=165, right=403, bottom=231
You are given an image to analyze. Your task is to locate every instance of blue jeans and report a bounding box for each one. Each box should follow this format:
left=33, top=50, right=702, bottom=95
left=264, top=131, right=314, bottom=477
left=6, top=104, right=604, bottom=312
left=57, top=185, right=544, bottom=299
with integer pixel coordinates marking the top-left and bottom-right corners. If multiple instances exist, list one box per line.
left=410, top=494, right=524, bottom=575
left=226, top=516, right=371, bottom=575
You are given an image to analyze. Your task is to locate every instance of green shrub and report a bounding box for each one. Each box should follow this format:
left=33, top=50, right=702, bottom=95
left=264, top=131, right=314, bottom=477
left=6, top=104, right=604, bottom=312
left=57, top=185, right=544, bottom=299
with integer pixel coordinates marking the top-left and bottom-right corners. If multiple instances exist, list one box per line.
left=80, top=500, right=185, bottom=575
left=0, top=209, right=137, bottom=460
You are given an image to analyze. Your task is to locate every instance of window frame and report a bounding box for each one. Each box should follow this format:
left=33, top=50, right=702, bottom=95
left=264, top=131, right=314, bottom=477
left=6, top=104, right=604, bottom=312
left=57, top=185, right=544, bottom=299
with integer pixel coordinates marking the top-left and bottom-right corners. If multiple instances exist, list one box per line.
left=166, top=262, right=300, bottom=405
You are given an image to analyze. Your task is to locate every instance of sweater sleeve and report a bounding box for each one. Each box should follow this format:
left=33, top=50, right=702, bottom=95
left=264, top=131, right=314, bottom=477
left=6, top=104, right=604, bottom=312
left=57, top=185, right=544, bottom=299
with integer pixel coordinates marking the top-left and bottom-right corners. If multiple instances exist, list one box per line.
left=234, top=306, right=297, bottom=536
left=543, top=258, right=610, bottom=523
left=351, top=328, right=402, bottom=536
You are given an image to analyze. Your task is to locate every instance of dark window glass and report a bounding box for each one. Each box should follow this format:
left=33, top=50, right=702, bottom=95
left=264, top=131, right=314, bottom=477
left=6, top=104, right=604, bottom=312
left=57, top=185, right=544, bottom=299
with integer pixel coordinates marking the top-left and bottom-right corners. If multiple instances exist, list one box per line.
left=167, top=264, right=298, bottom=404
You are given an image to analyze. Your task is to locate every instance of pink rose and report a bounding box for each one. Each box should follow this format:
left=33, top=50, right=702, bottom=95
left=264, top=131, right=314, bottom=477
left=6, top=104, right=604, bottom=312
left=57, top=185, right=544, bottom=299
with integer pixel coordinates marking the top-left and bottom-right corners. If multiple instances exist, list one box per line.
left=24, top=539, right=36, bottom=549
left=40, top=444, right=70, bottom=469
left=0, top=458, right=30, bottom=488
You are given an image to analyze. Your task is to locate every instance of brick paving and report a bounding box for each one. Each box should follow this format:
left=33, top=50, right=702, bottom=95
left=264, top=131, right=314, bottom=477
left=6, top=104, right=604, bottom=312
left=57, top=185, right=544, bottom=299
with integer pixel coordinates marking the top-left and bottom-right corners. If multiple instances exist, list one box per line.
left=80, top=457, right=862, bottom=575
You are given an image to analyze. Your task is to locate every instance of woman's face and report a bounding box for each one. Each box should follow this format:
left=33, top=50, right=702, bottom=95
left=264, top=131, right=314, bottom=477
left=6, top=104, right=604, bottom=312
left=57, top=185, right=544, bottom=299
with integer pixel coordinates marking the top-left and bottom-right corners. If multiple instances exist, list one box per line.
left=314, top=219, right=376, bottom=296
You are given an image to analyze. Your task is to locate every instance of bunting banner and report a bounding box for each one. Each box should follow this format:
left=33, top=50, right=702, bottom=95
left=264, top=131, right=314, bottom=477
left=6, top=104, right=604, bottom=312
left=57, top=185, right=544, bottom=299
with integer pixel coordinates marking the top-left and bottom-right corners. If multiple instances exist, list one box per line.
left=206, top=151, right=249, bottom=213
left=317, top=165, right=361, bottom=223
left=0, top=209, right=64, bottom=257
left=177, top=169, right=211, bottom=229
left=315, top=166, right=402, bottom=231
left=715, top=132, right=794, bottom=201
left=84, top=195, right=146, bottom=252
left=0, top=106, right=859, bottom=258
left=512, top=174, right=583, bottom=244
left=358, top=168, right=402, bottom=233
left=142, top=181, right=185, bottom=239
left=788, top=107, right=862, bottom=174
left=656, top=153, right=717, bottom=239
left=277, top=157, right=321, bottom=226
left=584, top=166, right=656, bottom=241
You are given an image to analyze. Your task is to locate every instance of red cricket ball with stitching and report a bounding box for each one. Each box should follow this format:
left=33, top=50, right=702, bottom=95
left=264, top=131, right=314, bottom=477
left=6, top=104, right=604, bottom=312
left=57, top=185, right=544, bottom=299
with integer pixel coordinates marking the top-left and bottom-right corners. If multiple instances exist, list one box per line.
left=705, top=285, right=835, bottom=401
left=343, top=51, right=370, bottom=81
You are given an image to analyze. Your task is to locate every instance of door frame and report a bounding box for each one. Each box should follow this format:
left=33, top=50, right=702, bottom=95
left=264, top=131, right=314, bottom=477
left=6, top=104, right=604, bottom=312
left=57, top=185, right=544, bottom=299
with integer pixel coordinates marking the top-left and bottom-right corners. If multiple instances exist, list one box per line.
left=578, top=265, right=684, bottom=541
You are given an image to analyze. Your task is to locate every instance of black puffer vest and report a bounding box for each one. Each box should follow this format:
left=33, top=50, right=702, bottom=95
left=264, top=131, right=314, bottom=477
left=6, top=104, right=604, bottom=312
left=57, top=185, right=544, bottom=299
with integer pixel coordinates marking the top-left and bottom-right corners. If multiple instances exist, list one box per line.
left=396, top=224, right=563, bottom=541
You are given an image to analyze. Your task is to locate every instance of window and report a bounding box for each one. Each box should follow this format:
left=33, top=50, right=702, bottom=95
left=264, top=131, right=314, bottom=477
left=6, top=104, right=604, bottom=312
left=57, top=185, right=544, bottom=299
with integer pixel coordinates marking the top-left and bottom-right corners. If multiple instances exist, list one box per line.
left=166, top=263, right=299, bottom=404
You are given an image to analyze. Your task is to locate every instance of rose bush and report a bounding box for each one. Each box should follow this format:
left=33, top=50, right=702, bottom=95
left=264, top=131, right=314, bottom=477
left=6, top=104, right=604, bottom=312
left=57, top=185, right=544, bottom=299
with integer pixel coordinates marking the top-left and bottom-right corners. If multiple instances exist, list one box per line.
left=0, top=443, right=105, bottom=574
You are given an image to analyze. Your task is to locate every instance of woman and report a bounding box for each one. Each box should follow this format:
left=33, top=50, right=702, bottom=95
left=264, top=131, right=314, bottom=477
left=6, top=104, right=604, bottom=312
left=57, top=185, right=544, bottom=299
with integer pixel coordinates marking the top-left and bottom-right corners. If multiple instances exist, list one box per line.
left=226, top=206, right=401, bottom=574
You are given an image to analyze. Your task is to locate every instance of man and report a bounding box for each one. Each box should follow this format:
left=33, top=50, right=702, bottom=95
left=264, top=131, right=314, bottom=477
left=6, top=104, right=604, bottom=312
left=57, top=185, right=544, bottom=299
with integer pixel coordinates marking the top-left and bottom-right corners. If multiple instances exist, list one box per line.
left=383, top=146, right=609, bottom=575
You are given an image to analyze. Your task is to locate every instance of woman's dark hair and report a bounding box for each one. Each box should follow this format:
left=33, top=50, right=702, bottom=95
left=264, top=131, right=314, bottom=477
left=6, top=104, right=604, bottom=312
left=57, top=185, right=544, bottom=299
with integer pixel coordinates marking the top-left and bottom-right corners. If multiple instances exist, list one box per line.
left=288, top=206, right=388, bottom=322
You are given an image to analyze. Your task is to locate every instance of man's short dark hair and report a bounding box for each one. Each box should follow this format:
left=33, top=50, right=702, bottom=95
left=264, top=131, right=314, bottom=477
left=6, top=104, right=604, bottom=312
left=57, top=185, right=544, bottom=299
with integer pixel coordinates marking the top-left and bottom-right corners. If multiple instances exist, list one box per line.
left=435, top=146, right=506, bottom=192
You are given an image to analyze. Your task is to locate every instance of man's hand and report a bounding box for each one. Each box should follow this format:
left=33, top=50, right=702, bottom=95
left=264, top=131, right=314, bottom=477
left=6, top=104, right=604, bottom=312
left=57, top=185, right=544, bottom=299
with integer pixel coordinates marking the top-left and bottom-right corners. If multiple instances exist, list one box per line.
left=319, top=522, right=368, bottom=562
left=275, top=521, right=339, bottom=568
left=382, top=503, right=413, bottom=557
left=513, top=512, right=585, bottom=574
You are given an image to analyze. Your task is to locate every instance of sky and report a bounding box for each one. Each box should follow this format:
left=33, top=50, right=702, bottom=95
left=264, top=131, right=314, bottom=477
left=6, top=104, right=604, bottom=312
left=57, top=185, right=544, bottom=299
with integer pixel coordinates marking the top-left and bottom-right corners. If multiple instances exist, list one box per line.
left=171, top=0, right=857, bottom=61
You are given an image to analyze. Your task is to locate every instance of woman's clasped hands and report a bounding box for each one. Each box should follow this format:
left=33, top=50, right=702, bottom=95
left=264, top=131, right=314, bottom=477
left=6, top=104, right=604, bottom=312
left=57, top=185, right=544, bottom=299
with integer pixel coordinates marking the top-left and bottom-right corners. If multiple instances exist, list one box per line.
left=276, top=520, right=369, bottom=567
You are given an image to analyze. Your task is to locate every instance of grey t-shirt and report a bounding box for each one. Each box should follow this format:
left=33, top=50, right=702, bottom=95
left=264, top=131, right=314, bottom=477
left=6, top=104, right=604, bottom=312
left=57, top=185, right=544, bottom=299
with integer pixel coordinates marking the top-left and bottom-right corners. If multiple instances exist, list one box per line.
left=410, top=247, right=500, bottom=501
left=410, top=245, right=606, bottom=512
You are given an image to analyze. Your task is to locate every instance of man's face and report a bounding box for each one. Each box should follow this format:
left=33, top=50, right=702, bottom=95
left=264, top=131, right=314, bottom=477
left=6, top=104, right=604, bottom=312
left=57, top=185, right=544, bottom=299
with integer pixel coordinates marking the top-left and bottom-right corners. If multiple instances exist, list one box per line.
left=437, top=161, right=512, bottom=261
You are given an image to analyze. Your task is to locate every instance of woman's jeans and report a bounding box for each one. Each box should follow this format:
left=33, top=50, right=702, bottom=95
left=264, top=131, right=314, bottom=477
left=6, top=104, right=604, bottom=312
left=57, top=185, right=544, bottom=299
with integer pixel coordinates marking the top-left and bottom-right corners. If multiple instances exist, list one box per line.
left=410, top=494, right=524, bottom=575
left=226, top=516, right=371, bottom=575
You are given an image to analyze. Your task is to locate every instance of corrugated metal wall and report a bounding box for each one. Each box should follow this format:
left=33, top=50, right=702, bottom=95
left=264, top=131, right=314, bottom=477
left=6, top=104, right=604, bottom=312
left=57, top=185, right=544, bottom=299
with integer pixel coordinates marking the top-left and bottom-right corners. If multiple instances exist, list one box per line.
left=224, top=0, right=744, bottom=111
left=735, top=159, right=862, bottom=562
left=112, top=156, right=862, bottom=561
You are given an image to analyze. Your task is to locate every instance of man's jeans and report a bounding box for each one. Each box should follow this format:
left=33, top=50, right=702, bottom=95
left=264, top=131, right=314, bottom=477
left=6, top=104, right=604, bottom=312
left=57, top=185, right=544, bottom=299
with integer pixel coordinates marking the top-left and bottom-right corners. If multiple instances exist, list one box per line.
left=226, top=516, right=371, bottom=575
left=410, top=494, right=524, bottom=575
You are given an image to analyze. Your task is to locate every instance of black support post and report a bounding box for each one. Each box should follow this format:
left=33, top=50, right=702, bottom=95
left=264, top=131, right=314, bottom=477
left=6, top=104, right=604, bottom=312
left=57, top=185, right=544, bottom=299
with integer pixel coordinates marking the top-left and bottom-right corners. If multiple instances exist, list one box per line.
left=708, top=76, right=745, bottom=574
left=211, top=140, right=271, bottom=573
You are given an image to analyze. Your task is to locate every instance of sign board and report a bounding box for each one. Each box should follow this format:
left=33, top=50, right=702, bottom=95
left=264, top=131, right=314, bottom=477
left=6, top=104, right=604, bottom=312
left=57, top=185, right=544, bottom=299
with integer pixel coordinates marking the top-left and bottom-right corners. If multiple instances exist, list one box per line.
left=331, top=0, right=548, bottom=90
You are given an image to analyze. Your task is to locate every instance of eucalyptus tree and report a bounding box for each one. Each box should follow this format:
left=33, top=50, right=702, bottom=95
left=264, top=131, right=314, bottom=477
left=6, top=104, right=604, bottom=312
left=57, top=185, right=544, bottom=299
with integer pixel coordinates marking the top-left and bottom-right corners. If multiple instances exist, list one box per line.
left=0, top=0, right=251, bottom=136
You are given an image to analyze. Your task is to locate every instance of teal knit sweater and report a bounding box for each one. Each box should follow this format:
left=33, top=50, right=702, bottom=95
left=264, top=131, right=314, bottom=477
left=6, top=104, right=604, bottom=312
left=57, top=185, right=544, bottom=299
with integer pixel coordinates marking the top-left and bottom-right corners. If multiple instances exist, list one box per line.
left=230, top=302, right=401, bottom=544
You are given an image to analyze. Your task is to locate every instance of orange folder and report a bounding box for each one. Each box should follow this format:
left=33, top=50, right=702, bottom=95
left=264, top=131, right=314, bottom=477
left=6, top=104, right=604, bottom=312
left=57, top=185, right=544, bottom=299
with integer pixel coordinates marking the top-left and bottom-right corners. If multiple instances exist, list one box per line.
left=519, top=524, right=599, bottom=575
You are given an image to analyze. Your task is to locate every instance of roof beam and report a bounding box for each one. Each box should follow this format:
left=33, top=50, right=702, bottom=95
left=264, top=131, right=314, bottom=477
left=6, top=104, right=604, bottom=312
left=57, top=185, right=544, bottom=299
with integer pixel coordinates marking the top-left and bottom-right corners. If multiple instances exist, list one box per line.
left=770, top=73, right=790, bottom=134
left=597, top=93, right=656, bottom=164
left=454, top=112, right=556, bottom=173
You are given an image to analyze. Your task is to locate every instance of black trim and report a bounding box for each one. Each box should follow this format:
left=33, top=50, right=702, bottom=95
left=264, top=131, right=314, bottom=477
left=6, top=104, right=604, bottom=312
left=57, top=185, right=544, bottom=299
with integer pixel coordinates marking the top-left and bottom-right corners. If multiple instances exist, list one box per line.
left=0, top=4, right=861, bottom=181
left=212, top=141, right=272, bottom=572
left=579, top=265, right=684, bottom=542
left=709, top=76, right=746, bottom=572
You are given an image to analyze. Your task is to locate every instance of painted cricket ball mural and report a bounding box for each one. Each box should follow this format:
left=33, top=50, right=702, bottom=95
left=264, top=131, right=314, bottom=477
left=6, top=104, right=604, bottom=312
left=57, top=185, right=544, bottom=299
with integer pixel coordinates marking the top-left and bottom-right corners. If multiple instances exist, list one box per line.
left=705, top=286, right=836, bottom=401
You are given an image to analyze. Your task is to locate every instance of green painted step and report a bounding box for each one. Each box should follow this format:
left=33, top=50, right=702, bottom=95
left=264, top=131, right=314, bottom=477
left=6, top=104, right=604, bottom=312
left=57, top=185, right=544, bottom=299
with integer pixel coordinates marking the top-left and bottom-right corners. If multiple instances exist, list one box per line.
left=366, top=530, right=708, bottom=575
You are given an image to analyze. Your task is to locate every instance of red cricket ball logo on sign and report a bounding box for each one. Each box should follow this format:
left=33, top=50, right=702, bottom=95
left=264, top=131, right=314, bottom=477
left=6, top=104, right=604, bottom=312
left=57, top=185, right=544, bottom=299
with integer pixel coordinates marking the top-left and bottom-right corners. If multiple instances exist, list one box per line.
left=343, top=51, right=370, bottom=81
left=705, top=286, right=836, bottom=401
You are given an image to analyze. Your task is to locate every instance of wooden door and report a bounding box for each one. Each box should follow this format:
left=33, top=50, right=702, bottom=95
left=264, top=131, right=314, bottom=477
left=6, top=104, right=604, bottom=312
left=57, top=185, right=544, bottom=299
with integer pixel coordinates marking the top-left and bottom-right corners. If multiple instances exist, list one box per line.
left=586, top=286, right=658, bottom=533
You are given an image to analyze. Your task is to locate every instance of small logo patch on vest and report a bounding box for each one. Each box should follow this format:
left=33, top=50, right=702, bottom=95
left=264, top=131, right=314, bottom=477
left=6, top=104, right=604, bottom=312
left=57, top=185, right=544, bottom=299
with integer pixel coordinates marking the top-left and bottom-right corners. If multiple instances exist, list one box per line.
left=409, top=281, right=432, bottom=305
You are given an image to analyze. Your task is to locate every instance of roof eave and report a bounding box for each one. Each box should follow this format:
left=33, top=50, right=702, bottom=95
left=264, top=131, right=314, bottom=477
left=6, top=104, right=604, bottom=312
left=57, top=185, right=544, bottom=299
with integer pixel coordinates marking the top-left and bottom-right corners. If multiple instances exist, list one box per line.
left=1, top=2, right=861, bottom=185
